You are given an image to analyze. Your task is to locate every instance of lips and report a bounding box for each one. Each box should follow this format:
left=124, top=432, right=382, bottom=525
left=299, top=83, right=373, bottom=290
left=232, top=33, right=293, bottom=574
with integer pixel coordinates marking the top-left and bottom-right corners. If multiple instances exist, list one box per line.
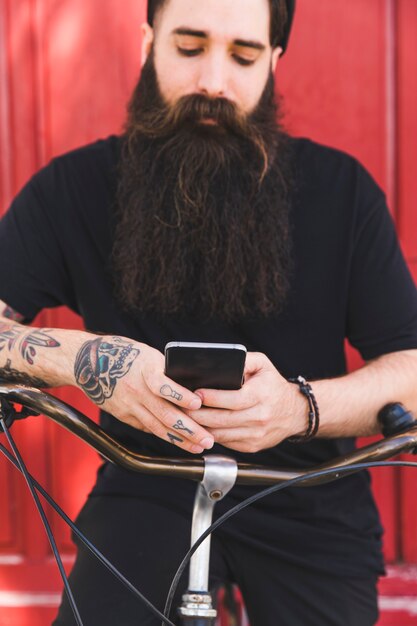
left=199, top=117, right=218, bottom=125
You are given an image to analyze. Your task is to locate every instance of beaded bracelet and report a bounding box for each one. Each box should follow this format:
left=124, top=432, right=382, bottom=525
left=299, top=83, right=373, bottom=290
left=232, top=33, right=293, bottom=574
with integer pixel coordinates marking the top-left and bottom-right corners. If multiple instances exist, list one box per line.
left=287, top=376, right=320, bottom=442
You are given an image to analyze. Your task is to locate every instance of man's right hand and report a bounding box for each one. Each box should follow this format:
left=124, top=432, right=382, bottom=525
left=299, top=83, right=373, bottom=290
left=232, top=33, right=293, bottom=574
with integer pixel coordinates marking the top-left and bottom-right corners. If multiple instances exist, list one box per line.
left=74, top=335, right=214, bottom=454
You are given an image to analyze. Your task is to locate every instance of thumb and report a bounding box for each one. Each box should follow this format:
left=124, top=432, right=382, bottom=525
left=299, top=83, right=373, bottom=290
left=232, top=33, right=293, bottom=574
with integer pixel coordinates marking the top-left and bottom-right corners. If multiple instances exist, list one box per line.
left=244, top=352, right=272, bottom=377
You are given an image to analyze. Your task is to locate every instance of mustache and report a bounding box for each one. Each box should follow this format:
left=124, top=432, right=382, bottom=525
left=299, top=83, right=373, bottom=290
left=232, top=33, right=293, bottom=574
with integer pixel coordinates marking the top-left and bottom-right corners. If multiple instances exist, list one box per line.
left=137, top=93, right=249, bottom=136
left=130, top=92, right=272, bottom=182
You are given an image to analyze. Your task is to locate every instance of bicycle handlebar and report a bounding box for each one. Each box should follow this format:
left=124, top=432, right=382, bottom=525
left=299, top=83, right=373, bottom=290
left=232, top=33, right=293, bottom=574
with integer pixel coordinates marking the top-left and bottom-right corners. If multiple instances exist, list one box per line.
left=1, top=382, right=417, bottom=486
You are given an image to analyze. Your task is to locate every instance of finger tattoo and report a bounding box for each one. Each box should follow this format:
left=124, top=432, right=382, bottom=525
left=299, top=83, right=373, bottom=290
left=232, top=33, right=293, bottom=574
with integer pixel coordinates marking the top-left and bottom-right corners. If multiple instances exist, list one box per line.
left=160, top=384, right=183, bottom=401
left=173, top=419, right=194, bottom=435
left=167, top=432, right=184, bottom=445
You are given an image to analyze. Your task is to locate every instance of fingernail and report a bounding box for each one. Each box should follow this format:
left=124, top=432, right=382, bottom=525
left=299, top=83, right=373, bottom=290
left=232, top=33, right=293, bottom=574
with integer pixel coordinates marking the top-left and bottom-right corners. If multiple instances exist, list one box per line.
left=191, top=444, right=204, bottom=454
left=189, top=398, right=202, bottom=410
left=200, top=437, right=214, bottom=449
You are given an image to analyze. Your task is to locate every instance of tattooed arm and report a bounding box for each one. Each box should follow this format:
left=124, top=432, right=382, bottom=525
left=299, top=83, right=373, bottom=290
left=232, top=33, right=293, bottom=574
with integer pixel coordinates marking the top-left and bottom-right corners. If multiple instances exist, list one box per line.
left=0, top=304, right=78, bottom=388
left=0, top=300, right=213, bottom=454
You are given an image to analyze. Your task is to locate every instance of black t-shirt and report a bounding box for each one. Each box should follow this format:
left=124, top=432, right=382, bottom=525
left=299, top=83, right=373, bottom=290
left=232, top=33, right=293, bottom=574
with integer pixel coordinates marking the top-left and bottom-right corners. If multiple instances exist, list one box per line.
left=1, top=135, right=417, bottom=577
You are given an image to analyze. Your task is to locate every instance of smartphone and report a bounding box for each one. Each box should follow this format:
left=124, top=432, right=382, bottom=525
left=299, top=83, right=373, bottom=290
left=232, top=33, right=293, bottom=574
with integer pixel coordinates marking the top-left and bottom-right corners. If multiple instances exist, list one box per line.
left=164, top=341, right=247, bottom=391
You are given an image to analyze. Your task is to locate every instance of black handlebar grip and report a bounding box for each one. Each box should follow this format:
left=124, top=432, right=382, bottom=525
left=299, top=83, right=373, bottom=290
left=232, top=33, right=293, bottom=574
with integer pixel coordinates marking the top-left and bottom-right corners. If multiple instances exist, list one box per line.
left=377, top=402, right=417, bottom=437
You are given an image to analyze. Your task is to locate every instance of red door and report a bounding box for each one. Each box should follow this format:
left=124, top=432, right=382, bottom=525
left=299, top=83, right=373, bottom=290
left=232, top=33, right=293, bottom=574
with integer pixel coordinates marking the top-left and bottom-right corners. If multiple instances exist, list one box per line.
left=0, top=1, right=416, bottom=624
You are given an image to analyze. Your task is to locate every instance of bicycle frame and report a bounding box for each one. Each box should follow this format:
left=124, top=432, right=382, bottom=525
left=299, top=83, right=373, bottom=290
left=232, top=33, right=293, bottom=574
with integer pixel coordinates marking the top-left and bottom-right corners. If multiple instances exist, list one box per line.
left=1, top=382, right=417, bottom=625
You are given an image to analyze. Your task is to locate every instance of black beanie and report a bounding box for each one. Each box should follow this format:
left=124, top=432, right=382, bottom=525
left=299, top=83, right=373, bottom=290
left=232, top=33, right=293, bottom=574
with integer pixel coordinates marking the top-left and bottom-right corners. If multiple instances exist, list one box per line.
left=147, top=0, right=296, bottom=54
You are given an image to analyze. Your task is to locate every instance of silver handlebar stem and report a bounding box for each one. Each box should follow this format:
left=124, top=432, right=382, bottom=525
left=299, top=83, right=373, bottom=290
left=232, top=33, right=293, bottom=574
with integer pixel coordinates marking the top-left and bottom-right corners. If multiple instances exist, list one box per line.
left=189, top=456, right=237, bottom=591
left=178, top=456, right=237, bottom=622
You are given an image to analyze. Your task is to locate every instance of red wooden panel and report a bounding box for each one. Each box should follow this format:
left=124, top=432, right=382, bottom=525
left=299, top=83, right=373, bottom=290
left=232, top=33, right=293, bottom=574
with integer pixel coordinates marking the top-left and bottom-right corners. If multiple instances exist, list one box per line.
left=0, top=0, right=13, bottom=213
left=0, top=469, right=14, bottom=549
left=38, top=0, right=145, bottom=161
left=0, top=607, right=59, bottom=626
left=279, top=0, right=390, bottom=191
left=1, top=0, right=43, bottom=200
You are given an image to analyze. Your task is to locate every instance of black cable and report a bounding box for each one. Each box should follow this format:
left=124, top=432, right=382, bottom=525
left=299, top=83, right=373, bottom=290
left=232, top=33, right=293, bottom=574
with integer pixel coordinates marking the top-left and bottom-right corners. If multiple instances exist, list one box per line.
left=0, top=415, right=84, bottom=626
left=163, top=459, right=417, bottom=621
left=0, top=440, right=177, bottom=626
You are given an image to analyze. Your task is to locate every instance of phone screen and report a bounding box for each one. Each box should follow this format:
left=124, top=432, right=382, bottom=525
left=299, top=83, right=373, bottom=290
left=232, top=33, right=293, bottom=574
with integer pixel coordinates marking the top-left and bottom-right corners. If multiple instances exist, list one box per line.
left=164, top=342, right=246, bottom=391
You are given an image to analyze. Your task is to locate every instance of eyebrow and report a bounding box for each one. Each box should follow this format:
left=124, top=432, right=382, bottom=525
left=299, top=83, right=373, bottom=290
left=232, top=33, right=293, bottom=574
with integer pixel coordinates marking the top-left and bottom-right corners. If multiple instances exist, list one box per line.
left=172, top=28, right=266, bottom=51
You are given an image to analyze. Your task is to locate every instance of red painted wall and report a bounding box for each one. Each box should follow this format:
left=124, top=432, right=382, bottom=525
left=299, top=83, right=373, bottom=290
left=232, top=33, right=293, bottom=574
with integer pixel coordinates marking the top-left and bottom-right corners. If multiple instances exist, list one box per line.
left=0, top=1, right=416, bottom=624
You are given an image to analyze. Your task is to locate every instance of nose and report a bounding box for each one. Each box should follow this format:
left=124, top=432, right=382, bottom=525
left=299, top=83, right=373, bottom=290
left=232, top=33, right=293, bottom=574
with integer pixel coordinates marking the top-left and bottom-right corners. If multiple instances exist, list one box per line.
left=196, top=53, right=228, bottom=99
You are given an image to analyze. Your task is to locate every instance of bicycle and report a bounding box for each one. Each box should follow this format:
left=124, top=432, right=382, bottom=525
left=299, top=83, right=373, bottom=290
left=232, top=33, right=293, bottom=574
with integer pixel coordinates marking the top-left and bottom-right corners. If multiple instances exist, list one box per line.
left=1, top=381, right=417, bottom=626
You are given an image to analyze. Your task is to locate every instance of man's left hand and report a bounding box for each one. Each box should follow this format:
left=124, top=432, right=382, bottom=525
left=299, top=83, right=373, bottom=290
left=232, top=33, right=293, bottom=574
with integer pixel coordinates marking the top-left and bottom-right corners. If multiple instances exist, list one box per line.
left=186, top=352, right=306, bottom=452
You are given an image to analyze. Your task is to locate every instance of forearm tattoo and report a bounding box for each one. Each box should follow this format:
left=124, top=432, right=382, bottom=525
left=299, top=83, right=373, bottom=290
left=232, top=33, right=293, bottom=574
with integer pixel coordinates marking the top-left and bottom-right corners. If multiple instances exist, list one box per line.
left=0, top=322, right=60, bottom=364
left=1, top=305, right=25, bottom=323
left=0, top=324, right=20, bottom=352
left=74, top=337, right=140, bottom=405
left=160, top=384, right=183, bottom=401
left=0, top=359, right=48, bottom=388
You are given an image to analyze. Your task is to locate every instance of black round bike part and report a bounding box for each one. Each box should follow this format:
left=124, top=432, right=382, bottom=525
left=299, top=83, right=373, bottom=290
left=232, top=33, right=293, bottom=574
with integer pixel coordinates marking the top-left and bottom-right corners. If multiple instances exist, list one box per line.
left=378, top=402, right=417, bottom=438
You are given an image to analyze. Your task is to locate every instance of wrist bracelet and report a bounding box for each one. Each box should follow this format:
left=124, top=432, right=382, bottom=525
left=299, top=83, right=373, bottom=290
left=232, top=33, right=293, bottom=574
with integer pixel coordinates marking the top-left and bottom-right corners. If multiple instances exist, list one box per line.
left=287, top=376, right=320, bottom=443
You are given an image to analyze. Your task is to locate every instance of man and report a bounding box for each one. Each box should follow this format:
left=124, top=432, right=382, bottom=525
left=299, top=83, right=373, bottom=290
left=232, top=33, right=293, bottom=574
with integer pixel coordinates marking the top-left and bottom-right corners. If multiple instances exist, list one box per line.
left=1, top=0, right=417, bottom=624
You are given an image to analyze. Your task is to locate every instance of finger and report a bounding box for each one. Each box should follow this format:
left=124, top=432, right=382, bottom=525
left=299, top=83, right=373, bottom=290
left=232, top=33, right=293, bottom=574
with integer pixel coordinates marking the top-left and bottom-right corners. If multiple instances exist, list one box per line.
left=140, top=408, right=209, bottom=454
left=143, top=395, right=214, bottom=450
left=143, top=368, right=202, bottom=410
left=194, top=386, right=257, bottom=410
left=244, top=352, right=272, bottom=376
left=209, top=427, right=250, bottom=444
left=209, top=427, right=262, bottom=453
left=186, top=407, right=251, bottom=428
left=210, top=439, right=251, bottom=453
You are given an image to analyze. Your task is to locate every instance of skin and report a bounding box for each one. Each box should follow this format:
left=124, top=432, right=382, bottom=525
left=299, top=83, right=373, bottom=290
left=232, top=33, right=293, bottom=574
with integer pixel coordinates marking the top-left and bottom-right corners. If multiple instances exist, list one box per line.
left=2, top=0, right=417, bottom=453
left=0, top=301, right=211, bottom=454
left=141, top=0, right=282, bottom=113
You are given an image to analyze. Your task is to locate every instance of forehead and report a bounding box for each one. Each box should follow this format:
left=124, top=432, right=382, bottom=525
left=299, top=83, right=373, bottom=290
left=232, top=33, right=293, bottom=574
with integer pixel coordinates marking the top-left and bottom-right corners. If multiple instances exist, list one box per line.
left=155, top=0, right=271, bottom=44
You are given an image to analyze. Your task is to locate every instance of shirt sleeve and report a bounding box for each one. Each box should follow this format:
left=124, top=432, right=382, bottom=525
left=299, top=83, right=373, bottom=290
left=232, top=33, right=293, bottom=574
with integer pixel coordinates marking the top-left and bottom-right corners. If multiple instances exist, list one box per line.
left=0, top=166, right=76, bottom=322
left=346, top=166, right=417, bottom=360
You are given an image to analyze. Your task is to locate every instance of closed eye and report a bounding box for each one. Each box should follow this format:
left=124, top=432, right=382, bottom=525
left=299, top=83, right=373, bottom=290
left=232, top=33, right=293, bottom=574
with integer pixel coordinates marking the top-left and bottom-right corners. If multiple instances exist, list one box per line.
left=177, top=47, right=203, bottom=57
left=233, top=55, right=256, bottom=67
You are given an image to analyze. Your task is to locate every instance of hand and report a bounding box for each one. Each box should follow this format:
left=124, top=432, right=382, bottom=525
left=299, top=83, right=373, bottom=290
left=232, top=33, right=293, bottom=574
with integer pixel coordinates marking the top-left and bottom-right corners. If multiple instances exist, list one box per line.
left=186, top=352, right=306, bottom=453
left=74, top=335, right=214, bottom=454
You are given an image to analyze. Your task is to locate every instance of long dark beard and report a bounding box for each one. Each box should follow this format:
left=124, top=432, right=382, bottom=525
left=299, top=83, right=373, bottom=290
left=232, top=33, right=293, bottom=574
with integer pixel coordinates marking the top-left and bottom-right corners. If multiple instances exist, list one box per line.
left=112, top=56, right=294, bottom=321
